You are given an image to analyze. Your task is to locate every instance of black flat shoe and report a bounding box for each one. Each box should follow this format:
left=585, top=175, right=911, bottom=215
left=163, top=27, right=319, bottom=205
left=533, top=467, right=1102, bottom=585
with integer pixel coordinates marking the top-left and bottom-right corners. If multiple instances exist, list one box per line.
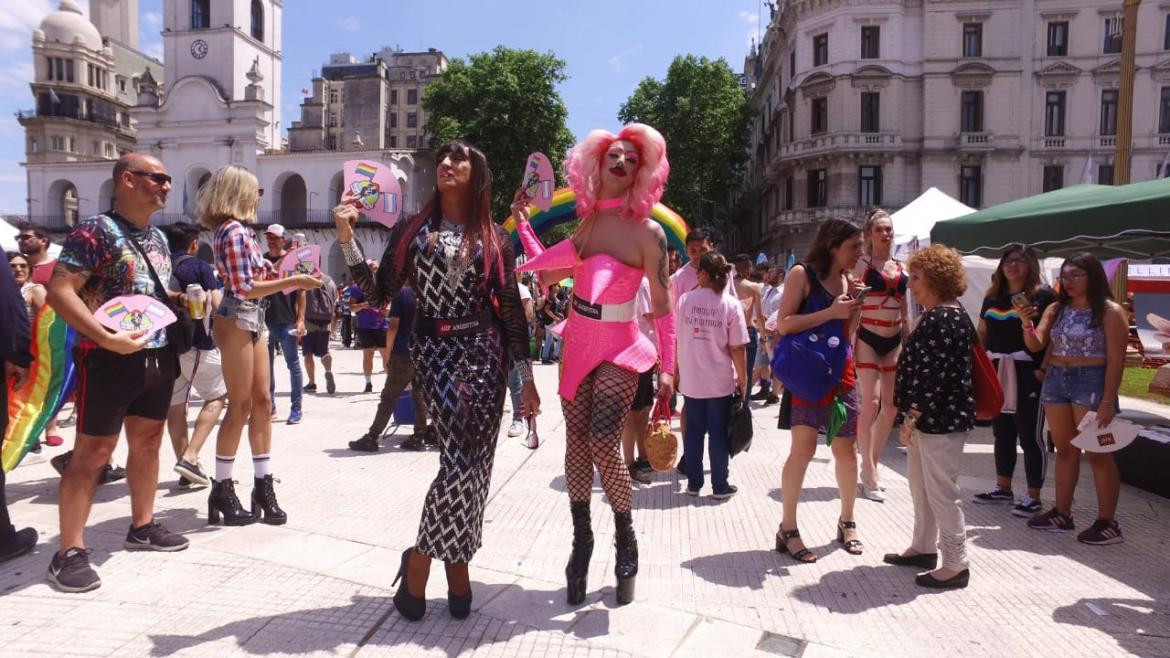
left=915, top=569, right=970, bottom=589
left=448, top=589, right=472, bottom=619
left=0, top=527, right=37, bottom=562
left=883, top=552, right=938, bottom=569
left=392, top=547, right=427, bottom=620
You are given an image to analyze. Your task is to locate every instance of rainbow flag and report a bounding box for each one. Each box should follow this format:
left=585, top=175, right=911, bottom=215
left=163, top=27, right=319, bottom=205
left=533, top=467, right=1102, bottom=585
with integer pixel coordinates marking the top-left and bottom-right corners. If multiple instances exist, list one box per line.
left=105, top=301, right=128, bottom=318
left=354, top=162, right=378, bottom=179
left=3, top=306, right=78, bottom=472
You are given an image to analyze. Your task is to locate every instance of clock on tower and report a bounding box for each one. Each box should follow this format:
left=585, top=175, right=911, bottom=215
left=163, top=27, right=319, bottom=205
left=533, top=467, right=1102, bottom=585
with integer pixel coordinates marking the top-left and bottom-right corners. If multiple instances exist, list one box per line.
left=190, top=38, right=208, bottom=59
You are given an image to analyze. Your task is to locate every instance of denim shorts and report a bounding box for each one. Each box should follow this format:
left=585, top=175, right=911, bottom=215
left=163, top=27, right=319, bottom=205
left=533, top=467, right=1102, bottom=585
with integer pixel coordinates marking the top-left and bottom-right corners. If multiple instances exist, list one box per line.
left=217, top=295, right=265, bottom=334
left=1040, top=365, right=1113, bottom=409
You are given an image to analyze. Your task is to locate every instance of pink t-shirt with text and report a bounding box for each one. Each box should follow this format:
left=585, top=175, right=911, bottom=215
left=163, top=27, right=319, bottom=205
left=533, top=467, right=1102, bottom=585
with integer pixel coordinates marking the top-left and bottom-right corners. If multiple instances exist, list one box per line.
left=676, top=287, right=749, bottom=399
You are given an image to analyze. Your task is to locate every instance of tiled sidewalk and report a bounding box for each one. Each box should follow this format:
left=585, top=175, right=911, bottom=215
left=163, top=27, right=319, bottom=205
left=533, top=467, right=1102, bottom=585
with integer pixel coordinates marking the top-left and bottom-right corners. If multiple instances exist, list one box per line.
left=2, top=345, right=1168, bottom=657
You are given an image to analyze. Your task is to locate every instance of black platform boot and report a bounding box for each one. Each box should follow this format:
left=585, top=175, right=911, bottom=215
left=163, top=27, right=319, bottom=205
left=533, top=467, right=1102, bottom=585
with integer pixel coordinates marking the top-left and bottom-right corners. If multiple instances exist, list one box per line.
left=251, top=475, right=288, bottom=525
left=565, top=501, right=594, bottom=605
left=614, top=510, right=638, bottom=605
left=208, top=479, right=257, bottom=526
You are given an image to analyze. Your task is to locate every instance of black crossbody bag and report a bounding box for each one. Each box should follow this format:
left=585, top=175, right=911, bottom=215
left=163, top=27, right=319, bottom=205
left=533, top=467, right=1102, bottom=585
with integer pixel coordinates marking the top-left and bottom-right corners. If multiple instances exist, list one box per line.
left=111, top=214, right=195, bottom=354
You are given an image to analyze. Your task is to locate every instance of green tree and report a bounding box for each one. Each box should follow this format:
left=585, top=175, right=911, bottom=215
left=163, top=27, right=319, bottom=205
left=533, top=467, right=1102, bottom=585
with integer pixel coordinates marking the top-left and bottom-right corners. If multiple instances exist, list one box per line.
left=618, top=55, right=753, bottom=235
left=423, top=46, right=576, bottom=220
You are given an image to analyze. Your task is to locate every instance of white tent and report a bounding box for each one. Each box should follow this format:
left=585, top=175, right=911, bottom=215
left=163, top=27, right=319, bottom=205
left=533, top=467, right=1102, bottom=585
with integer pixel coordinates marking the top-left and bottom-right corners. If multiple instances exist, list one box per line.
left=892, top=187, right=975, bottom=259
left=0, top=216, right=63, bottom=257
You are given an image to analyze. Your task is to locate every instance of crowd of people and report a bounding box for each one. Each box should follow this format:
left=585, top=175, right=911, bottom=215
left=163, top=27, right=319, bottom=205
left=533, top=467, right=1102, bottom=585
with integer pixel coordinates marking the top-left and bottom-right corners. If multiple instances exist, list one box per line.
left=0, top=125, right=1132, bottom=612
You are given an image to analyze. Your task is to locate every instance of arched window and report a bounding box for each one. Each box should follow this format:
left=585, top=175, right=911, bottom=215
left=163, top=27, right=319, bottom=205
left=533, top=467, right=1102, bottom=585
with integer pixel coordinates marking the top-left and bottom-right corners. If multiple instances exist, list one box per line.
left=250, top=0, right=264, bottom=41
left=192, top=0, right=209, bottom=30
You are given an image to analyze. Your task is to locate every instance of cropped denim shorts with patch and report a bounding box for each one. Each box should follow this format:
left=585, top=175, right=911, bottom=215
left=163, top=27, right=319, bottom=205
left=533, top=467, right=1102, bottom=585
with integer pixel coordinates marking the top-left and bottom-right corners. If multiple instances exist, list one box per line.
left=1040, top=365, right=1115, bottom=409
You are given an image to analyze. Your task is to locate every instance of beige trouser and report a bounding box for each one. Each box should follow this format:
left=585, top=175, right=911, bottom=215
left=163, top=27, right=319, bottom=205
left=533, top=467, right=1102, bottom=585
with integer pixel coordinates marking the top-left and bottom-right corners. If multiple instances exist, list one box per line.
left=907, top=431, right=970, bottom=571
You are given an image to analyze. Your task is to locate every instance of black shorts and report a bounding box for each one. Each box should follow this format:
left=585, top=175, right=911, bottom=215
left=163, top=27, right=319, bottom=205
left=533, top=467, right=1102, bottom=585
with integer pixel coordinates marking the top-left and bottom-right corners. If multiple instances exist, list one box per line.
left=631, top=368, right=656, bottom=411
left=301, top=330, right=330, bottom=358
left=76, top=344, right=178, bottom=436
left=356, top=328, right=387, bottom=349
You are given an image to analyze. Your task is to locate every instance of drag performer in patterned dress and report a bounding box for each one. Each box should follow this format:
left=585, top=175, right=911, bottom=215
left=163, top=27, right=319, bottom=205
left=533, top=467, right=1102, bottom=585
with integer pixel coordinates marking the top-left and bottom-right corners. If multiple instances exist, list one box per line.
left=511, top=124, right=675, bottom=606
left=333, top=141, right=538, bottom=621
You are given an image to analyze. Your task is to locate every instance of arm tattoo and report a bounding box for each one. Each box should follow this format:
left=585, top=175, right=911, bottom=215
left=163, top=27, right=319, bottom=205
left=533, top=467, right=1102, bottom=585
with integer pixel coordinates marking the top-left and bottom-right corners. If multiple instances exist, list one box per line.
left=655, top=235, right=669, bottom=290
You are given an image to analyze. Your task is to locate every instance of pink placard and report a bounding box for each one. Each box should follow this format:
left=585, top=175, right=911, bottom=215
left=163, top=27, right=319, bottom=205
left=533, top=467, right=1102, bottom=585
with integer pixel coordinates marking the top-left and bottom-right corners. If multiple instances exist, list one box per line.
left=520, top=152, right=555, bottom=212
left=343, top=160, right=403, bottom=228
left=94, top=294, right=177, bottom=333
left=277, top=244, right=321, bottom=293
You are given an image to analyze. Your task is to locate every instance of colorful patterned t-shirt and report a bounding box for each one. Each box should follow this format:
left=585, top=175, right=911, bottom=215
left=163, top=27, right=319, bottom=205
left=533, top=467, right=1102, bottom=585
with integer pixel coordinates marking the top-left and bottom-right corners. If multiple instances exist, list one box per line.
left=58, top=211, right=172, bottom=348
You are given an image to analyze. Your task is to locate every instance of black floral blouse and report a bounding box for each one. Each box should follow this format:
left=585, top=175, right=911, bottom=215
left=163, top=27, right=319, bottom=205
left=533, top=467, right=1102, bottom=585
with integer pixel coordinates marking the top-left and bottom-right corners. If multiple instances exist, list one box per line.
left=895, top=305, right=976, bottom=435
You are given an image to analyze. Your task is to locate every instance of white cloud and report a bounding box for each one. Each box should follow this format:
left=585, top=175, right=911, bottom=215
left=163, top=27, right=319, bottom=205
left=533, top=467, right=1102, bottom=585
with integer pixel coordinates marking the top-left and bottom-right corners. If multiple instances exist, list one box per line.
left=334, top=16, right=360, bottom=31
left=0, top=59, right=33, bottom=103
left=0, top=0, right=53, bottom=52
left=738, top=11, right=758, bottom=23
left=608, top=44, right=644, bottom=73
left=143, top=11, right=162, bottom=28
left=144, top=40, right=163, bottom=61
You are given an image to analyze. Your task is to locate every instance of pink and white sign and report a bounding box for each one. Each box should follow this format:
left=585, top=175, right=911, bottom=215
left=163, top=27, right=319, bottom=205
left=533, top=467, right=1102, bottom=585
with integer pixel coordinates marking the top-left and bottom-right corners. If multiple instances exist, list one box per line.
left=520, top=152, right=555, bottom=212
left=343, top=160, right=403, bottom=228
left=277, top=245, right=321, bottom=293
left=94, top=294, right=177, bottom=333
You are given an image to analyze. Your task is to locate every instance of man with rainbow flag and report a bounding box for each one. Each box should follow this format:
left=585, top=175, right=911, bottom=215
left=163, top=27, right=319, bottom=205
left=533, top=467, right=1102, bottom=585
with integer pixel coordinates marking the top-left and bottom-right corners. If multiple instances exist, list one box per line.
left=1, top=248, right=37, bottom=562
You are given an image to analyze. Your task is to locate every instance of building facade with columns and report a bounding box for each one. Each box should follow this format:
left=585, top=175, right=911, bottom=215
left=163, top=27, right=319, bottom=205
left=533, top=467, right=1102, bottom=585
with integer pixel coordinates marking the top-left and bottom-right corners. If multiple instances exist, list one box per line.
left=18, top=0, right=434, bottom=281
left=736, top=0, right=1170, bottom=259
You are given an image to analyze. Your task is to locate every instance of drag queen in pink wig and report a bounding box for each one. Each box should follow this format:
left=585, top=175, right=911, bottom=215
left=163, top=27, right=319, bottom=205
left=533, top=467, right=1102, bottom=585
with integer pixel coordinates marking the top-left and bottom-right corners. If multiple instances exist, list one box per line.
left=512, top=124, right=675, bottom=606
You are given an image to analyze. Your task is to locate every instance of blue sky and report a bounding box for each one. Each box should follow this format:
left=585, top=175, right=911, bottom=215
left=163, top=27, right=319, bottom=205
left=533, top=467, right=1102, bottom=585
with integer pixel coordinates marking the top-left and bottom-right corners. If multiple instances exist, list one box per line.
left=0, top=0, right=764, bottom=214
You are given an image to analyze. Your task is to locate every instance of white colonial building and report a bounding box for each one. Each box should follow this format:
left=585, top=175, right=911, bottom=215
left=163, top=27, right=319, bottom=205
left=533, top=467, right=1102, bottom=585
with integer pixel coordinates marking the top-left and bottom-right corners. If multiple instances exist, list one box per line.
left=736, top=0, right=1170, bottom=258
left=18, top=0, right=434, bottom=279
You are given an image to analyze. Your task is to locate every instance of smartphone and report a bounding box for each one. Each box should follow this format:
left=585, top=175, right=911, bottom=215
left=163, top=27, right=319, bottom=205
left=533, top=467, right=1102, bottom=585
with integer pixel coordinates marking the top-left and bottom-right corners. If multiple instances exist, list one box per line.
left=852, top=286, right=872, bottom=303
left=1011, top=292, right=1029, bottom=309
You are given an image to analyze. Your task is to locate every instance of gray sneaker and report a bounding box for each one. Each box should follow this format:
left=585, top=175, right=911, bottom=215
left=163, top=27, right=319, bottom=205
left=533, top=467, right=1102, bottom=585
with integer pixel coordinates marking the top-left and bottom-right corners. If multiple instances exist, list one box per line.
left=48, top=547, right=101, bottom=593
left=124, top=521, right=190, bottom=552
left=628, top=464, right=652, bottom=485
left=174, top=459, right=210, bottom=486
left=507, top=419, right=526, bottom=438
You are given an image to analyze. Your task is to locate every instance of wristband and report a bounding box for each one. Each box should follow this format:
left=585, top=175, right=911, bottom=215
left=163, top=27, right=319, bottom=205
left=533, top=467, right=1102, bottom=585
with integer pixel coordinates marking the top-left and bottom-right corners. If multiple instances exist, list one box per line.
left=514, top=359, right=534, bottom=383
left=340, top=239, right=364, bottom=267
left=654, top=312, right=677, bottom=377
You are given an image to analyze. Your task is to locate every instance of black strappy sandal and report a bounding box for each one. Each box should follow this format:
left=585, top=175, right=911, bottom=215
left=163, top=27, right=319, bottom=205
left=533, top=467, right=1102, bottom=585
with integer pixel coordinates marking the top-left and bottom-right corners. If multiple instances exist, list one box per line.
left=836, top=518, right=863, bottom=555
left=775, top=528, right=817, bottom=563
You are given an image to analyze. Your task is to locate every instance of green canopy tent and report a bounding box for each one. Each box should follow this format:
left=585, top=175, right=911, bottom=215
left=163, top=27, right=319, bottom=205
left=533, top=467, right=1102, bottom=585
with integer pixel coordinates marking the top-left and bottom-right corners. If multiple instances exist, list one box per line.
left=930, top=178, right=1170, bottom=258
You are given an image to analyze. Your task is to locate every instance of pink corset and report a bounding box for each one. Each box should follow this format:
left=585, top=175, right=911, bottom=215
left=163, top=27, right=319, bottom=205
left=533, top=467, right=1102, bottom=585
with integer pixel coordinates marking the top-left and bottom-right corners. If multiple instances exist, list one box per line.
left=516, top=230, right=657, bottom=400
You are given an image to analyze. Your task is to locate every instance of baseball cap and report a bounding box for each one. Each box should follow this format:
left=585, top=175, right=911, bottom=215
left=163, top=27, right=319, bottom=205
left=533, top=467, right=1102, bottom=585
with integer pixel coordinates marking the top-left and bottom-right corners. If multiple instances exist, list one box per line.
left=266, top=224, right=286, bottom=237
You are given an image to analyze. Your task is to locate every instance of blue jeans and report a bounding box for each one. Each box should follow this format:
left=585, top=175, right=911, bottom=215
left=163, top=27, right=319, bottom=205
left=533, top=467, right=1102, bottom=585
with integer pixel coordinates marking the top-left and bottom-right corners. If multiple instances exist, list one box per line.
left=745, top=327, right=758, bottom=384
left=508, top=363, right=524, bottom=421
left=541, top=329, right=562, bottom=361
left=683, top=395, right=733, bottom=493
left=267, top=324, right=303, bottom=413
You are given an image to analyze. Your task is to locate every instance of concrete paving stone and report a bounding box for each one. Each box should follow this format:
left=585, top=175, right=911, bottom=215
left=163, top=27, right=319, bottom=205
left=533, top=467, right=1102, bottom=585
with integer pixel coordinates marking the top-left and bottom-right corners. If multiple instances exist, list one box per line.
left=3, top=344, right=1170, bottom=656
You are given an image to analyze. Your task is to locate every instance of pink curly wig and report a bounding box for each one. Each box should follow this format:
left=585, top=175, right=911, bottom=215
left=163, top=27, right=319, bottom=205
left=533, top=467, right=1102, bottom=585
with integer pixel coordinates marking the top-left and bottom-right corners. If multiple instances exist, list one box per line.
left=564, top=123, right=669, bottom=221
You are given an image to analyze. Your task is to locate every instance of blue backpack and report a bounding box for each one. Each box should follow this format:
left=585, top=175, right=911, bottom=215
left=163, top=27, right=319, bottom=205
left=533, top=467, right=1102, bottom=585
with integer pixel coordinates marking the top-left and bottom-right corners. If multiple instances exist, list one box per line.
left=771, top=265, right=849, bottom=401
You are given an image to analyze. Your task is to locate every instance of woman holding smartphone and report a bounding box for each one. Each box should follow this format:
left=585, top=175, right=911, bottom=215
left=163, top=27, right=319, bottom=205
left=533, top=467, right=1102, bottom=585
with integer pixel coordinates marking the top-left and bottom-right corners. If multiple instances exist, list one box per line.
left=1020, top=253, right=1127, bottom=545
left=973, top=245, right=1056, bottom=517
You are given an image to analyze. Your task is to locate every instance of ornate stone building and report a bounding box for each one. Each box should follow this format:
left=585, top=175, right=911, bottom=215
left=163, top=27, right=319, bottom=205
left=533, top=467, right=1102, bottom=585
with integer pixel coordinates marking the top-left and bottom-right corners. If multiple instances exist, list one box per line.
left=736, top=0, right=1169, bottom=259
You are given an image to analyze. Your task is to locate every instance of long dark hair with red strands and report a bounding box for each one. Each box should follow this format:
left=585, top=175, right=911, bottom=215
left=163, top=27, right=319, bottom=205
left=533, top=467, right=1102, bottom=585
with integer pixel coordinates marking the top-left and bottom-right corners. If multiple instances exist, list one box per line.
left=392, top=140, right=504, bottom=289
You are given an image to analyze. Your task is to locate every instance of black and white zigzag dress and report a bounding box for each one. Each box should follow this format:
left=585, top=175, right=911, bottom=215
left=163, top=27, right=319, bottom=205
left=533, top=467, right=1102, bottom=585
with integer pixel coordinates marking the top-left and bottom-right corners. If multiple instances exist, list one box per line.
left=350, top=217, right=529, bottom=563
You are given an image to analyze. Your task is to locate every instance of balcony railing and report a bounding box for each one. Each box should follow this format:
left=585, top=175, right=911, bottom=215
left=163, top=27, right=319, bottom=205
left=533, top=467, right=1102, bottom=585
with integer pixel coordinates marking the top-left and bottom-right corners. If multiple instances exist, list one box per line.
left=15, top=108, right=128, bottom=131
left=1042, top=136, right=1066, bottom=148
left=1099, top=136, right=1116, bottom=148
left=780, top=131, right=902, bottom=158
left=8, top=209, right=391, bottom=232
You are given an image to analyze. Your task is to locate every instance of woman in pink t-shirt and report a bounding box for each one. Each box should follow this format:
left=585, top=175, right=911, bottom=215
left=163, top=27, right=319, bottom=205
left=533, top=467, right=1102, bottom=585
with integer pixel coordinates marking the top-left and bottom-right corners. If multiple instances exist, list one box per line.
left=676, top=252, right=749, bottom=499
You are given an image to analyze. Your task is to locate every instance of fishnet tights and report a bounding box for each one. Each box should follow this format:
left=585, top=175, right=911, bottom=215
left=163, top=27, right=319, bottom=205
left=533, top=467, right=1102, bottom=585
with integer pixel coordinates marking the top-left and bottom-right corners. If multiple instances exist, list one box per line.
left=563, top=362, right=639, bottom=514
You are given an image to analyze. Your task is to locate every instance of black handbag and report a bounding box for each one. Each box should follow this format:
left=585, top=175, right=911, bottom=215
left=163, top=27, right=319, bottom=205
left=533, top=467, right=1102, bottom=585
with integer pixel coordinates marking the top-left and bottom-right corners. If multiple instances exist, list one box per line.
left=112, top=214, right=194, bottom=354
left=728, top=392, right=754, bottom=457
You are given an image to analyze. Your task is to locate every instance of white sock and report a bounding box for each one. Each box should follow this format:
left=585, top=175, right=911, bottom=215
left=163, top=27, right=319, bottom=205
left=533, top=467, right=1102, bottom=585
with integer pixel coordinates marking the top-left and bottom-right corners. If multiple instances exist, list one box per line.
left=365, top=374, right=372, bottom=384
left=253, top=454, right=272, bottom=478
left=215, top=455, right=234, bottom=481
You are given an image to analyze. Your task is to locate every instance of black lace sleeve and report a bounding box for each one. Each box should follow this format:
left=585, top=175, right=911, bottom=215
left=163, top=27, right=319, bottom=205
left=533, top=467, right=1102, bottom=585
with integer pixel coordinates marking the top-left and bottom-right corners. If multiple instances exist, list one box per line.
left=349, top=222, right=410, bottom=309
left=493, top=226, right=531, bottom=364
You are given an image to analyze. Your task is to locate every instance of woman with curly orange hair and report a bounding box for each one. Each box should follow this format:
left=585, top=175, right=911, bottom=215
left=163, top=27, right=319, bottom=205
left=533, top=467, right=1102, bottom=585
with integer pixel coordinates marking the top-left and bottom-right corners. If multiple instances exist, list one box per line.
left=886, top=244, right=974, bottom=589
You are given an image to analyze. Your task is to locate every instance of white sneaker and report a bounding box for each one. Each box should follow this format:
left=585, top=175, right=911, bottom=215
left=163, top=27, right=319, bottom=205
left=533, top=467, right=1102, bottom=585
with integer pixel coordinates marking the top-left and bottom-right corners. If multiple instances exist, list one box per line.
left=507, top=419, right=525, bottom=437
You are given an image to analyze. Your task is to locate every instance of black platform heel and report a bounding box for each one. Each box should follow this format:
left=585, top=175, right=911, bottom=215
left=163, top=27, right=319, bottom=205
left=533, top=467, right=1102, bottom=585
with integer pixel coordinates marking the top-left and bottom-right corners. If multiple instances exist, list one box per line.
left=208, top=479, right=257, bottom=526
left=250, top=475, right=287, bottom=525
left=448, top=589, right=472, bottom=619
left=614, top=511, right=638, bottom=605
left=392, top=547, right=427, bottom=621
left=565, top=501, right=593, bottom=605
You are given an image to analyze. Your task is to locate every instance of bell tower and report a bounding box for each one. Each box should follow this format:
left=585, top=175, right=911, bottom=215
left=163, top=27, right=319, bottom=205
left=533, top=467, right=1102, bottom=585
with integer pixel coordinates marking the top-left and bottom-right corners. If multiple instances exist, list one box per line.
left=161, top=0, right=283, bottom=147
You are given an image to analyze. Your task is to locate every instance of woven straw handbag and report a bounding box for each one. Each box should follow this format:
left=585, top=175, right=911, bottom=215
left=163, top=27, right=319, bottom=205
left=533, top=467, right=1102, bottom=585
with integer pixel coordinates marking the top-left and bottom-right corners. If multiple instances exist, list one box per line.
left=644, top=401, right=678, bottom=472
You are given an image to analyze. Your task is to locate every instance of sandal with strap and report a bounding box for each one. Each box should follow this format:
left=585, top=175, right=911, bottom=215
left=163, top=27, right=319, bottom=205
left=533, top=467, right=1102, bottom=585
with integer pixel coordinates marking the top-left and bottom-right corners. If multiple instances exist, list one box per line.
left=836, top=518, right=863, bottom=555
left=775, top=528, right=817, bottom=563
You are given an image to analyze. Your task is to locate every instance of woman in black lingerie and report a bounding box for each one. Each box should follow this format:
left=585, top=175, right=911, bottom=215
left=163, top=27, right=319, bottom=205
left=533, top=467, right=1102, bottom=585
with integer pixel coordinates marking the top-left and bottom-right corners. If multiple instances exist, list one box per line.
left=852, top=209, right=909, bottom=502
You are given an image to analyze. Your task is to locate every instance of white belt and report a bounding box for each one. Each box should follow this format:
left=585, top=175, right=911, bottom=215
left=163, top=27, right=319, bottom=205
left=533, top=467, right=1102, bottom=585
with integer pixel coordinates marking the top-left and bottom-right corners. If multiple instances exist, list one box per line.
left=571, top=295, right=638, bottom=323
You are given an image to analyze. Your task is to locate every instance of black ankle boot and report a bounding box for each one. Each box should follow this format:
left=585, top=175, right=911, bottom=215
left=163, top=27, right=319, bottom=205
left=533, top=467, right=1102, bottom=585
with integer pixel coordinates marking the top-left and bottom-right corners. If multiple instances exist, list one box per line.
left=614, top=510, right=638, bottom=605
left=208, top=479, right=257, bottom=526
left=565, top=501, right=594, bottom=605
left=251, top=475, right=287, bottom=525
